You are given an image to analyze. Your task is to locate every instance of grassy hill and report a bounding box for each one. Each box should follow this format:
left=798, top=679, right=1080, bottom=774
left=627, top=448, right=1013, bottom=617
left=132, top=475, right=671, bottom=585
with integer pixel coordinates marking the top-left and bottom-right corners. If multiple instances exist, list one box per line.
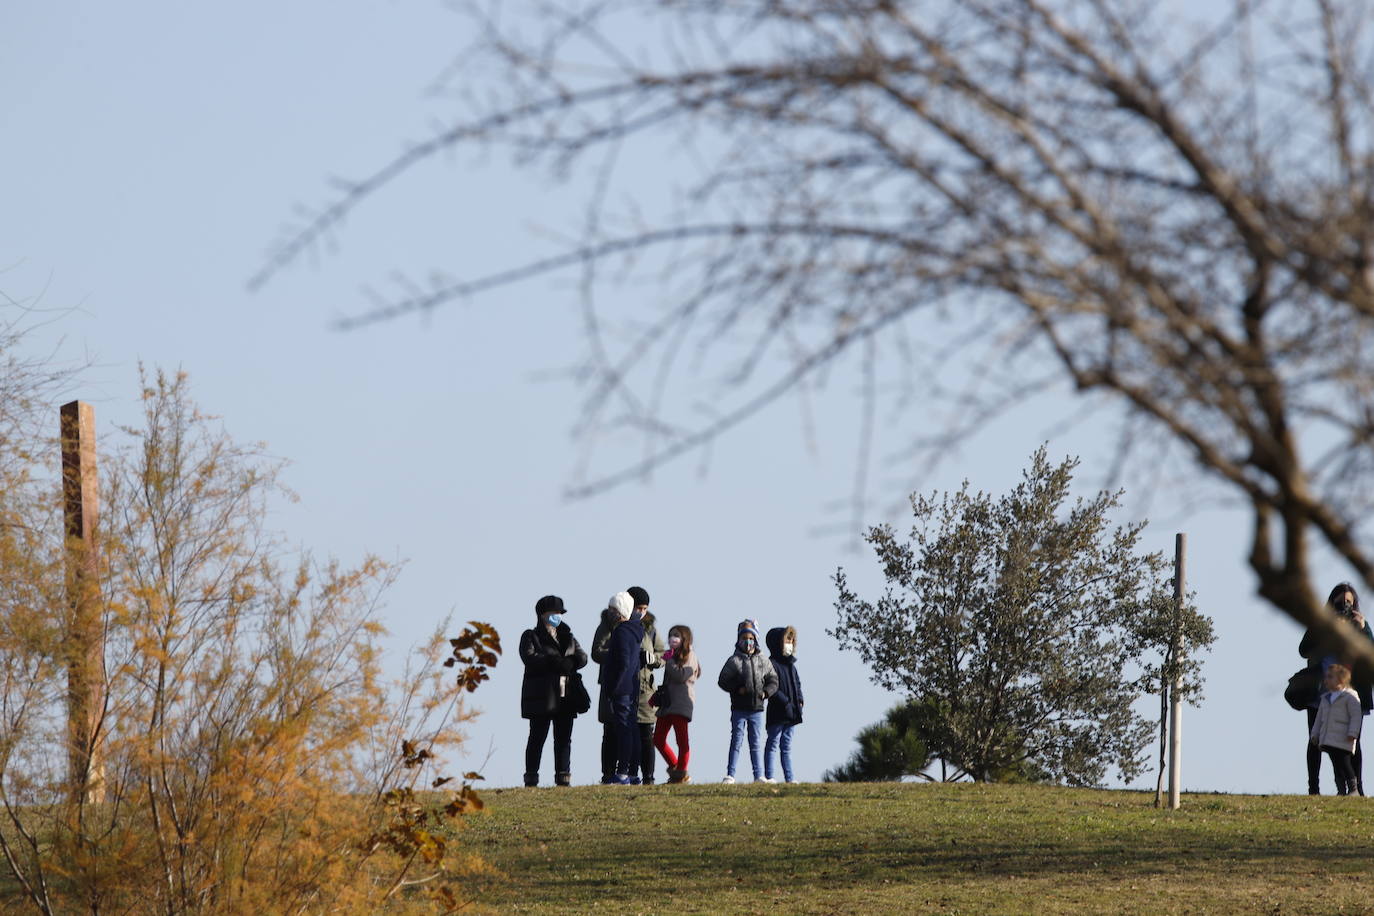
left=460, top=781, right=1370, bottom=915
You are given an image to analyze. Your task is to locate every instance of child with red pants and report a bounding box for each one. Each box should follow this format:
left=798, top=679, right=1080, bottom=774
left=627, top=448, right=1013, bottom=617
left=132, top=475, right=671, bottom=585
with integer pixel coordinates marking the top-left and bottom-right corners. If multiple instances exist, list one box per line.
left=654, top=625, right=699, bottom=783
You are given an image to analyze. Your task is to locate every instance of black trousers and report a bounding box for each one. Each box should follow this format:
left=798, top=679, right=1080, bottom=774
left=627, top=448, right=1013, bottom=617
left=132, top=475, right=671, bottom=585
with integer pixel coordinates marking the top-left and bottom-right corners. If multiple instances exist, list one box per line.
left=599, top=719, right=658, bottom=781
left=1325, top=746, right=1357, bottom=794
left=525, top=714, right=574, bottom=782
left=601, top=721, right=616, bottom=780
left=637, top=722, right=656, bottom=782
left=1306, top=706, right=1364, bottom=793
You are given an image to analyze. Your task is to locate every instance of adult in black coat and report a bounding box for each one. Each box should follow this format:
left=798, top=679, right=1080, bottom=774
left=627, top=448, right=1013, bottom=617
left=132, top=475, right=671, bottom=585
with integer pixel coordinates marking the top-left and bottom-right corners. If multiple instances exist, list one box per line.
left=1298, top=582, right=1374, bottom=795
left=519, top=595, right=589, bottom=787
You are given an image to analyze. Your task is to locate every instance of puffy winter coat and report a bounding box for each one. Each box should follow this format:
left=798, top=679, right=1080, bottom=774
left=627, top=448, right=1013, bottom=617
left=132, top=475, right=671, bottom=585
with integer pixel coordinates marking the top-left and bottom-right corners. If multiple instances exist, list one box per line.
left=519, top=622, right=588, bottom=719
left=1312, top=686, right=1363, bottom=753
left=765, top=626, right=803, bottom=728
left=603, top=615, right=646, bottom=702
left=656, top=648, right=699, bottom=721
left=635, top=614, right=665, bottom=724
left=717, top=647, right=778, bottom=712
left=593, top=608, right=662, bottom=723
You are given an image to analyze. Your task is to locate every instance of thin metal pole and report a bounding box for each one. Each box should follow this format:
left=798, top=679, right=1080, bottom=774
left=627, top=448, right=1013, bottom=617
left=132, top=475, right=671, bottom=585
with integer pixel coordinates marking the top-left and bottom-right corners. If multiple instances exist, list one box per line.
left=1168, top=532, right=1185, bottom=810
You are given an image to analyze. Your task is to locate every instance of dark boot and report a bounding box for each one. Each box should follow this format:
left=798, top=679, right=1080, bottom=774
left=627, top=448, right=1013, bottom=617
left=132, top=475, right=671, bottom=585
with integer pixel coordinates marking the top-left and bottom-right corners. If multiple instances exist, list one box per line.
left=554, top=772, right=571, bottom=787
left=523, top=772, right=539, bottom=787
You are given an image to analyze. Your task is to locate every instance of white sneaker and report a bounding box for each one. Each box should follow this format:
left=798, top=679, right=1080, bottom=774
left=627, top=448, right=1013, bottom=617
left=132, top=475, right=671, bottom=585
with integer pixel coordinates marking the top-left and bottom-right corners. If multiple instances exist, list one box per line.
left=721, top=775, right=736, bottom=784
left=758, top=777, right=777, bottom=784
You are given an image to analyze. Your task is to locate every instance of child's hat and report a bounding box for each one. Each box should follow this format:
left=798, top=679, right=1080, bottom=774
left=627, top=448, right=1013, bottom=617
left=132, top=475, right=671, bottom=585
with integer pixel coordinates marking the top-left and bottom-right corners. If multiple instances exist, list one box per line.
left=737, top=619, right=760, bottom=644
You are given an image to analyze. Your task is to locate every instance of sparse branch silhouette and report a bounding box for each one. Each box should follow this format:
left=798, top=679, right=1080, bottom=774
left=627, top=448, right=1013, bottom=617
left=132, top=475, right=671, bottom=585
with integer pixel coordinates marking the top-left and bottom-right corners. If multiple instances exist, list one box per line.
left=258, top=0, right=1374, bottom=654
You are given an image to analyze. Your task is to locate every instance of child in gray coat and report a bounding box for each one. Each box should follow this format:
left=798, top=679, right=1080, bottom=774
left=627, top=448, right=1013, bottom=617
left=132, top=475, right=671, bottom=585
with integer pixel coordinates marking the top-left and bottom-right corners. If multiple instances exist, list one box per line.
left=717, top=619, right=778, bottom=783
left=1311, top=663, right=1363, bottom=796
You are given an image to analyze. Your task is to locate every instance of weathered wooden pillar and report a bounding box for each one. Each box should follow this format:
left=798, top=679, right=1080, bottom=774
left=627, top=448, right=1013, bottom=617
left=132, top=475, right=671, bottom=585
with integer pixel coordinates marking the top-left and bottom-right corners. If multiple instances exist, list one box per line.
left=61, top=400, right=104, bottom=804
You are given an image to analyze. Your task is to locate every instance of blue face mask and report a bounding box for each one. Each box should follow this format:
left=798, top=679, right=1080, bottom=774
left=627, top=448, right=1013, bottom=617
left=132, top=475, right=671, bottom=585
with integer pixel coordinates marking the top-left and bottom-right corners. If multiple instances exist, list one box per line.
left=545, top=614, right=562, bottom=628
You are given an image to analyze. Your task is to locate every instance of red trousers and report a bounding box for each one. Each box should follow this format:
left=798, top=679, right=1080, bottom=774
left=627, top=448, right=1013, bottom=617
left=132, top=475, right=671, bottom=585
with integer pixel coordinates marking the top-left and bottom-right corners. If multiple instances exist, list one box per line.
left=653, top=714, right=690, bottom=771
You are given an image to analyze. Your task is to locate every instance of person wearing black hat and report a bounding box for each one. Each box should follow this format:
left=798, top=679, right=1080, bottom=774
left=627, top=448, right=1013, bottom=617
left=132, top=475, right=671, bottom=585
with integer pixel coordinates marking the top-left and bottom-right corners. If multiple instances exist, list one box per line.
left=519, top=595, right=589, bottom=787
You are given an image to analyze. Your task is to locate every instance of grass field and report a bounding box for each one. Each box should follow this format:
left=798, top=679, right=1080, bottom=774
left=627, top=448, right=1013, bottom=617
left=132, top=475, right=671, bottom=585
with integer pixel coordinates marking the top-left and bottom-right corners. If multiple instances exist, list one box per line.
left=460, top=782, right=1374, bottom=915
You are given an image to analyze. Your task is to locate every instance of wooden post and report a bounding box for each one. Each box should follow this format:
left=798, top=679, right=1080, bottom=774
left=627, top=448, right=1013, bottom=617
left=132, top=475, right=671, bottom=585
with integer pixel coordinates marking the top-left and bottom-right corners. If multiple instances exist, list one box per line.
left=1168, top=532, right=1185, bottom=811
left=61, top=400, right=104, bottom=804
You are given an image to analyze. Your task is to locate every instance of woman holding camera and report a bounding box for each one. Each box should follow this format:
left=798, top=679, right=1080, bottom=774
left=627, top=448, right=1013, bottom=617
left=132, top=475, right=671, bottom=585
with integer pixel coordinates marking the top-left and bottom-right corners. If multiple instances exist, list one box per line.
left=1299, top=583, right=1374, bottom=794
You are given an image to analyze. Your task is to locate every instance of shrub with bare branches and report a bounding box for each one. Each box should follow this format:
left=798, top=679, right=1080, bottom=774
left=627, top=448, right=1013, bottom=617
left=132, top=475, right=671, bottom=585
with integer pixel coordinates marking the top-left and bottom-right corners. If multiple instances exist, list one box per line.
left=0, top=367, right=498, bottom=914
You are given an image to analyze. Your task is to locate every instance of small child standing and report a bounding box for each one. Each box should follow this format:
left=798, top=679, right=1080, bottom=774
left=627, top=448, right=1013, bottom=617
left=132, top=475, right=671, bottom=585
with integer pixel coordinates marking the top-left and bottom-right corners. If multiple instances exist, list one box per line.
left=717, top=619, right=778, bottom=784
left=654, top=625, right=698, bottom=783
left=764, top=625, right=803, bottom=784
left=1311, top=663, right=1363, bottom=796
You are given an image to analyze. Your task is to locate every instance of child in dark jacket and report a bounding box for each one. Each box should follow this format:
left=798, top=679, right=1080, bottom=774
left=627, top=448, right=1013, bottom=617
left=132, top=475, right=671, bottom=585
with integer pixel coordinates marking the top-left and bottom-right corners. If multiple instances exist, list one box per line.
left=764, top=625, right=803, bottom=784
left=717, top=619, right=778, bottom=783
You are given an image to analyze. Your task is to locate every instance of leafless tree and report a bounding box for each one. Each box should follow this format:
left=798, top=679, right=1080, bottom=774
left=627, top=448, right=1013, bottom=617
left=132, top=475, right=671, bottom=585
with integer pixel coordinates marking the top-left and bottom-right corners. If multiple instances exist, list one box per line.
left=254, top=0, right=1374, bottom=651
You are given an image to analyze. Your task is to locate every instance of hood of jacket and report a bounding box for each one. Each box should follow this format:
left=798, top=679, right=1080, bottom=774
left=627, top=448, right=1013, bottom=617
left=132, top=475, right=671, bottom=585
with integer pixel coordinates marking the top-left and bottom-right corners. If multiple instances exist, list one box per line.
left=766, top=625, right=796, bottom=661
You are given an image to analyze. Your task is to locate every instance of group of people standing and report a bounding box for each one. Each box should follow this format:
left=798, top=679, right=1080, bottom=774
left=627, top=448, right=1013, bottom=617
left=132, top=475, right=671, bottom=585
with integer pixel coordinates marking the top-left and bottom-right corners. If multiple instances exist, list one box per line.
left=1299, top=582, right=1374, bottom=796
left=518, top=587, right=804, bottom=787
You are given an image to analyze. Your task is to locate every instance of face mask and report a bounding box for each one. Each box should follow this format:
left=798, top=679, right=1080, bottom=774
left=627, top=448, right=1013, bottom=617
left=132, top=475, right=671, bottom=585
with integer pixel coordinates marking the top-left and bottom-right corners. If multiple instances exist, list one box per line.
left=783, top=641, right=794, bottom=656
left=668, top=636, right=682, bottom=650
left=545, top=614, right=562, bottom=628
left=738, top=636, right=756, bottom=654
left=630, top=608, right=644, bottom=622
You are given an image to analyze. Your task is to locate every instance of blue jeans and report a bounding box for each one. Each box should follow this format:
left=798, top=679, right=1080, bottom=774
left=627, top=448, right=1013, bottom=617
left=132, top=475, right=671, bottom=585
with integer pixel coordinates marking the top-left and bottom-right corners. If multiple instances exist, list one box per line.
left=727, top=709, right=764, bottom=779
left=765, top=723, right=794, bottom=782
left=610, top=695, right=640, bottom=777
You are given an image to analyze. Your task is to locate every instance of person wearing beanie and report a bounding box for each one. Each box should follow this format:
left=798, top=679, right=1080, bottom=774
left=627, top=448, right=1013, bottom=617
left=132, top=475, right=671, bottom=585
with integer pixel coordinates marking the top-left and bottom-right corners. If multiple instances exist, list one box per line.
left=518, top=595, right=589, bottom=787
left=764, top=625, right=803, bottom=784
left=591, top=591, right=636, bottom=782
left=603, top=598, right=648, bottom=784
left=627, top=585, right=665, bottom=784
left=653, top=623, right=698, bottom=783
left=717, top=618, right=778, bottom=783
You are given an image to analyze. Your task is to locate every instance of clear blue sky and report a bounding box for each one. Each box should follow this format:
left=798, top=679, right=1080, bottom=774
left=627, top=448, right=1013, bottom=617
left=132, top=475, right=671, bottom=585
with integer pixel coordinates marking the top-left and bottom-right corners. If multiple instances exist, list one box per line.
left=3, top=1, right=1315, bottom=792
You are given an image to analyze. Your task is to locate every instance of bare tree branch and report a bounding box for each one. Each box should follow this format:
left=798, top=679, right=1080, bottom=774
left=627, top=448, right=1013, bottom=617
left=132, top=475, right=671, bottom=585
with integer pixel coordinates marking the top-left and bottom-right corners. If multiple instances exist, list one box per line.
left=256, top=0, right=1374, bottom=647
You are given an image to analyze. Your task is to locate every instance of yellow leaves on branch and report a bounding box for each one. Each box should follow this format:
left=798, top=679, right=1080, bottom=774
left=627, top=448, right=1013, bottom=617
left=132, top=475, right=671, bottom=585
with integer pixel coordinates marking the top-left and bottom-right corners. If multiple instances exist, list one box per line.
left=0, top=369, right=502, bottom=914
left=443, top=622, right=502, bottom=693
